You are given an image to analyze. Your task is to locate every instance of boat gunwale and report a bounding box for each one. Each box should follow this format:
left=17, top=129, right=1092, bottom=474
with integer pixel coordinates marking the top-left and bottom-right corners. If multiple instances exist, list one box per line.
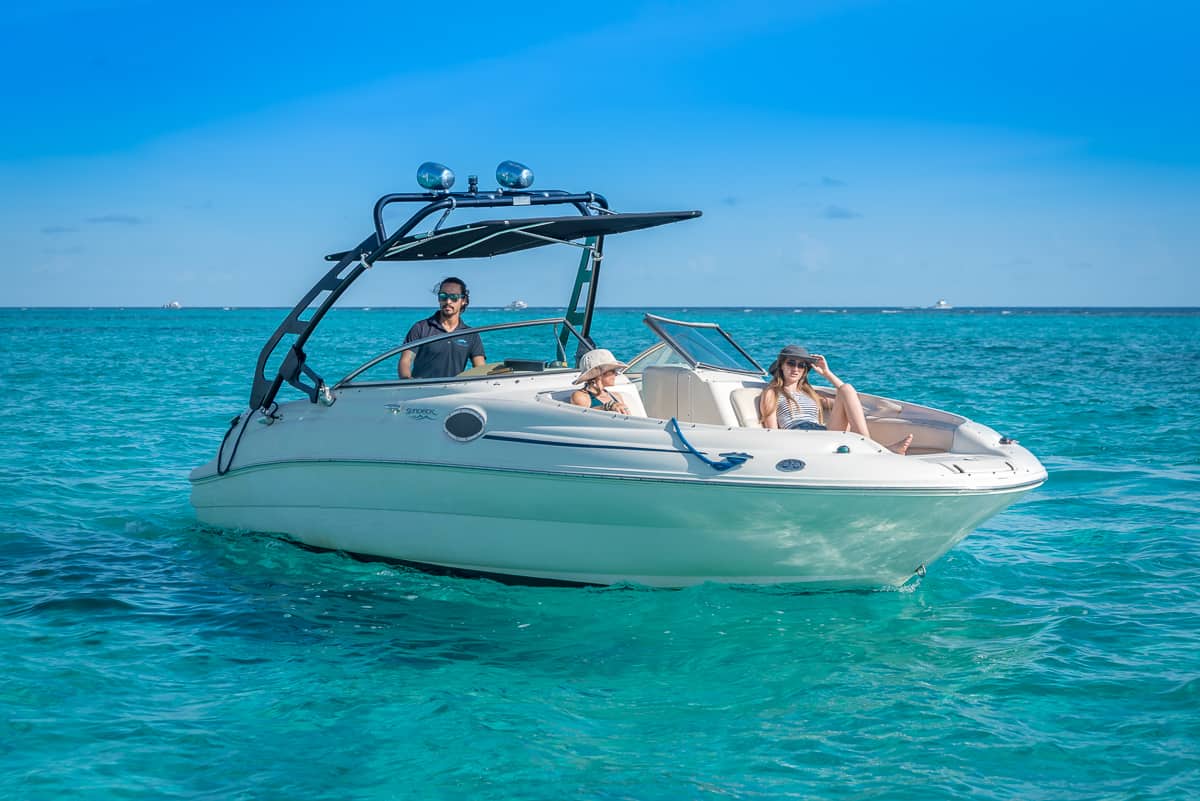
left=190, top=454, right=1047, bottom=495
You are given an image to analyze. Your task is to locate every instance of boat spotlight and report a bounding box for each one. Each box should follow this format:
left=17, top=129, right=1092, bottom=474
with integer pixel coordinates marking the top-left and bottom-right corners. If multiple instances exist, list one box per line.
left=417, top=162, right=455, bottom=191
left=496, top=160, right=534, bottom=190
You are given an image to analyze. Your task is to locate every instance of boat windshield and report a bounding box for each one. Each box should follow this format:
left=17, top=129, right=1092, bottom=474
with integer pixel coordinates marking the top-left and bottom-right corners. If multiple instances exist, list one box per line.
left=336, top=318, right=591, bottom=387
left=642, top=314, right=764, bottom=376
left=623, top=342, right=690, bottom=377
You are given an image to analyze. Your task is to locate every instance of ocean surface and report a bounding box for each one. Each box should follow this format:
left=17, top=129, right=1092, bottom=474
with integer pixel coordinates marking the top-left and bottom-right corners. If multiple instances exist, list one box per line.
left=2, top=306, right=1198, bottom=800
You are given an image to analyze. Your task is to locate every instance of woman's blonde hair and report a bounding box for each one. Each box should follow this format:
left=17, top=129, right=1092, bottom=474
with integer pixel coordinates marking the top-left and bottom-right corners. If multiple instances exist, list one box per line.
left=761, top=360, right=824, bottom=424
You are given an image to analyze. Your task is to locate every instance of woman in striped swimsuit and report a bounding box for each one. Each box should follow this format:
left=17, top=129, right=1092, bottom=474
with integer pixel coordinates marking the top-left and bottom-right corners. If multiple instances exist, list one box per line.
left=758, top=344, right=911, bottom=454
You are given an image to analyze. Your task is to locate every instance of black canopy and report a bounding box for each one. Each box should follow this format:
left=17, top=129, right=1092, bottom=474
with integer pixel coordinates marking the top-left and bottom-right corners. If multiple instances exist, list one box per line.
left=326, top=210, right=701, bottom=262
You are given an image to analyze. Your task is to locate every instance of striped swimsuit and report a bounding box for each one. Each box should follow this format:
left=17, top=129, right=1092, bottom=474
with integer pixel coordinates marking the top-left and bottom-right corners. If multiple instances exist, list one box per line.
left=776, top=391, right=824, bottom=430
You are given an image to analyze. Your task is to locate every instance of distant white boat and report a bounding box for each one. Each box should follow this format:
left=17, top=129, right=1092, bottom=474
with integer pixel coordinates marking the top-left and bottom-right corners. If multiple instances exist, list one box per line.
left=162, top=300, right=182, bottom=309
left=931, top=299, right=953, bottom=310
left=504, top=300, right=529, bottom=311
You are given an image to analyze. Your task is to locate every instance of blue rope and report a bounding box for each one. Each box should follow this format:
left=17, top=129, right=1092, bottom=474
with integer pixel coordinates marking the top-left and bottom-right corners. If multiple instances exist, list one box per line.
left=667, top=417, right=753, bottom=472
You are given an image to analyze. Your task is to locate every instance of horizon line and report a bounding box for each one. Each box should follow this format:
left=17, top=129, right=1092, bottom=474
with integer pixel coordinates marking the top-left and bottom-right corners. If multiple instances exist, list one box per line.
left=4, top=304, right=1199, bottom=311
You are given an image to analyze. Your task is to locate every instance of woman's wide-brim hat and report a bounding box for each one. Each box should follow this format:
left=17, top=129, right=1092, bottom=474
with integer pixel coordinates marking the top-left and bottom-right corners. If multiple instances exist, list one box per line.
left=574, top=348, right=629, bottom=384
left=768, top=344, right=815, bottom=374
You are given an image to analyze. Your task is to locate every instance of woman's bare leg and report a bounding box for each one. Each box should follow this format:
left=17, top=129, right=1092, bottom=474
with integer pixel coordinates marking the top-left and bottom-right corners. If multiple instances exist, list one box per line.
left=826, top=384, right=870, bottom=437
left=829, top=384, right=911, bottom=454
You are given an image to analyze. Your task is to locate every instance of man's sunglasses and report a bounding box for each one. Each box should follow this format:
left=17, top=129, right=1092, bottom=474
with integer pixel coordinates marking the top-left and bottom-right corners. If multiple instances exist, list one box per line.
left=437, top=292, right=465, bottom=301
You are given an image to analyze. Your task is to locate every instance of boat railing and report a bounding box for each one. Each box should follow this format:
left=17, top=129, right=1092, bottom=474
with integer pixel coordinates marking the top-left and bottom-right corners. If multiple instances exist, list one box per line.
left=248, top=189, right=612, bottom=415
left=334, top=317, right=591, bottom=388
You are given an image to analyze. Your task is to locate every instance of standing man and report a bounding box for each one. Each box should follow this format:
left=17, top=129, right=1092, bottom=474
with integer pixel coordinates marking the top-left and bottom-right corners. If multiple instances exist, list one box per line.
left=398, top=277, right=487, bottom=379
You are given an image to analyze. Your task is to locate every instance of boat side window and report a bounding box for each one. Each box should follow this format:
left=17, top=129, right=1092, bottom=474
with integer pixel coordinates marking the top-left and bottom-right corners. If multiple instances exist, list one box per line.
left=336, top=319, right=588, bottom=387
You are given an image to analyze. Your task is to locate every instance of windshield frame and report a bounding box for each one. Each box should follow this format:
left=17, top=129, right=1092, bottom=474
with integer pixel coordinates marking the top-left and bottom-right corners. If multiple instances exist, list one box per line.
left=642, top=314, right=765, bottom=376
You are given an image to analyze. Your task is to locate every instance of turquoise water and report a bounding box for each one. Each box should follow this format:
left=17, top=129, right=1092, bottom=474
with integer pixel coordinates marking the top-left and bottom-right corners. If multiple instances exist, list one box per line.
left=2, top=306, right=1198, bottom=800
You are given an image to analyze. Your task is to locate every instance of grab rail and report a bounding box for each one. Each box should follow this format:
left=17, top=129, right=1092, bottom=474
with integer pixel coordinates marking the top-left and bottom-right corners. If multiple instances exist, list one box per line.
left=667, top=418, right=752, bottom=472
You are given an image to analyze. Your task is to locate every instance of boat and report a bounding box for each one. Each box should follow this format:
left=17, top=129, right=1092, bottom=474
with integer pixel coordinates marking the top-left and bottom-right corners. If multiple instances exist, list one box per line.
left=162, top=300, right=182, bottom=309
left=190, top=161, right=1046, bottom=589
left=932, top=299, right=953, bottom=310
left=504, top=300, right=529, bottom=311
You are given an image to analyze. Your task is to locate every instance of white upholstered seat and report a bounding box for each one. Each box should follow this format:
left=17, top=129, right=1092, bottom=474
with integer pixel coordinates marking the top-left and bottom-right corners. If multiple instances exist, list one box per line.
left=537, top=375, right=647, bottom=417
left=729, top=387, right=763, bottom=427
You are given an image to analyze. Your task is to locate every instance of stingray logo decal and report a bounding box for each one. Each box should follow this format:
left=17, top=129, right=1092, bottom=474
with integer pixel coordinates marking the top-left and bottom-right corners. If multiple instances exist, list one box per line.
left=775, top=459, right=806, bottom=472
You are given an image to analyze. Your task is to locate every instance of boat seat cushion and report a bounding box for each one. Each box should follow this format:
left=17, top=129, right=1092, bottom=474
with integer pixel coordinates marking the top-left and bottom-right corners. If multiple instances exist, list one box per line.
left=539, top=377, right=647, bottom=417
left=729, top=388, right=763, bottom=427
left=609, top=378, right=647, bottom=417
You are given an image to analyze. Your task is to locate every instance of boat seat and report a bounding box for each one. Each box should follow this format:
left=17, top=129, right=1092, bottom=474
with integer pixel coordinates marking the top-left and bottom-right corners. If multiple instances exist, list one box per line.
left=609, top=377, right=647, bottom=417
left=731, top=388, right=939, bottom=448
left=729, top=388, right=764, bottom=427
left=537, top=376, right=647, bottom=417
left=642, top=365, right=751, bottom=426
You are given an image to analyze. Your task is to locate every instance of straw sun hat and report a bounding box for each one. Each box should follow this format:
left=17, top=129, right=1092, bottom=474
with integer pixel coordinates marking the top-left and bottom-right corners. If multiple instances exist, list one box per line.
left=573, top=348, right=629, bottom=384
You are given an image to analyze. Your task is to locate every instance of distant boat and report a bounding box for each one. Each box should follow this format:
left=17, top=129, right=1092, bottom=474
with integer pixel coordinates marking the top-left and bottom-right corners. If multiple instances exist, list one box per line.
left=162, top=300, right=182, bottom=309
left=504, top=300, right=529, bottom=311
left=931, top=299, right=953, bottom=310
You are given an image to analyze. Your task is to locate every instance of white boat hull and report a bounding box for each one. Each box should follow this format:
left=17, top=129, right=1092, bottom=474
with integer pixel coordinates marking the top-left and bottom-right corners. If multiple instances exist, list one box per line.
left=193, top=460, right=1032, bottom=587
left=191, top=375, right=1045, bottom=588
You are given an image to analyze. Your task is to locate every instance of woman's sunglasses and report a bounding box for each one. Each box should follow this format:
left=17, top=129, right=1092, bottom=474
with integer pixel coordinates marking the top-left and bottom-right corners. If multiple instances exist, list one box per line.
left=783, top=359, right=810, bottom=369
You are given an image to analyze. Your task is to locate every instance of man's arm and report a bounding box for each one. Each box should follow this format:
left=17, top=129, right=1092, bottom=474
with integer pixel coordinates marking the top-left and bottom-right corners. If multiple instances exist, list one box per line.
left=398, top=349, right=415, bottom=379
left=399, top=320, right=425, bottom=379
left=468, top=332, right=486, bottom=369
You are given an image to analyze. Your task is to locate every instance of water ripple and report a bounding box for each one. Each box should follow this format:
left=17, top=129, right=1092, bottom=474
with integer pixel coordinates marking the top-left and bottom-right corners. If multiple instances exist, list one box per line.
left=1, top=309, right=1199, bottom=799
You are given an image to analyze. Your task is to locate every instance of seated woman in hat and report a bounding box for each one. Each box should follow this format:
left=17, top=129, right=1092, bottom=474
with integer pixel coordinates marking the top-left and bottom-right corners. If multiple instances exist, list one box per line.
left=570, top=349, right=631, bottom=414
left=759, top=344, right=911, bottom=454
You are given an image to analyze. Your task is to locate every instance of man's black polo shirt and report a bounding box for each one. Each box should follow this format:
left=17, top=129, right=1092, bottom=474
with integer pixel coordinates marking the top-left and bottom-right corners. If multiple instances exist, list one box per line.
left=403, top=314, right=485, bottom=379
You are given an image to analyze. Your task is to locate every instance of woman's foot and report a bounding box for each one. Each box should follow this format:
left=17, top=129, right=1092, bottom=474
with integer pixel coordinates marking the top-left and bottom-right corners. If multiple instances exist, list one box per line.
left=889, top=434, right=913, bottom=455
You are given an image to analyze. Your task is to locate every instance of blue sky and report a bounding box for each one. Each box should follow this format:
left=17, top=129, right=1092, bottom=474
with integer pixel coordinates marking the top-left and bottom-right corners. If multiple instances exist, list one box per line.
left=2, top=0, right=1197, bottom=307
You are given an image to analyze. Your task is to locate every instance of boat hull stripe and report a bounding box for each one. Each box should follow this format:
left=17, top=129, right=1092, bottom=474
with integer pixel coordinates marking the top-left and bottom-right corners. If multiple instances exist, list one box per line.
left=481, top=433, right=677, bottom=453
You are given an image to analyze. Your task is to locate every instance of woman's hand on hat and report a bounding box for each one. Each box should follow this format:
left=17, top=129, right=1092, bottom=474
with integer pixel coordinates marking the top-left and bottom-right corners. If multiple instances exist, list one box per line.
left=810, top=354, right=830, bottom=375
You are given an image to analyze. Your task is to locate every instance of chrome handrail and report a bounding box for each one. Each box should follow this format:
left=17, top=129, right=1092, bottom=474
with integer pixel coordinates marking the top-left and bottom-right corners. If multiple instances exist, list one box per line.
left=333, top=317, right=589, bottom=388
